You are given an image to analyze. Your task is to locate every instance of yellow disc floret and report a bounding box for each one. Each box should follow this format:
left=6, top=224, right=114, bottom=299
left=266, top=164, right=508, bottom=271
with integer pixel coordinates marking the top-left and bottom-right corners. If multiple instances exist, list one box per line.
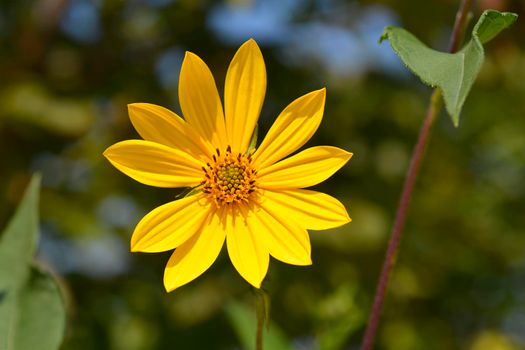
left=202, top=146, right=257, bottom=207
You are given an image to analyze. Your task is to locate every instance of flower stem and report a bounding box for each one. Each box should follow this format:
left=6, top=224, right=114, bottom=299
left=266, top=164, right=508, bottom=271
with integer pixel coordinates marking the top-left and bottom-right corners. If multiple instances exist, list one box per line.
left=256, top=314, right=263, bottom=350
left=254, top=287, right=269, bottom=350
left=360, top=1, right=473, bottom=349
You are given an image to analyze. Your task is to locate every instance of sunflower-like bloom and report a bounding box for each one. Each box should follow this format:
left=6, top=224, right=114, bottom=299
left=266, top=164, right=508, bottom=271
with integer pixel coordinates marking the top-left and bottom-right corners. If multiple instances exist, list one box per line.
left=104, top=39, right=352, bottom=292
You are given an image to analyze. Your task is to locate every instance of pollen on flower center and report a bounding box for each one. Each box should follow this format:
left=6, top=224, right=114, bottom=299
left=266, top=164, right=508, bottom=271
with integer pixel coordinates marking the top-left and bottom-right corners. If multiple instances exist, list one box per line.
left=201, top=146, right=257, bottom=207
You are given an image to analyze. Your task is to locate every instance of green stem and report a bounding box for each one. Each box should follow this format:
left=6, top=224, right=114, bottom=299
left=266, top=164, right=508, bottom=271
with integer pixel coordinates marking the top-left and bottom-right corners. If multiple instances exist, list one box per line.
left=256, top=315, right=263, bottom=350
left=254, top=287, right=269, bottom=350
left=360, top=1, right=473, bottom=349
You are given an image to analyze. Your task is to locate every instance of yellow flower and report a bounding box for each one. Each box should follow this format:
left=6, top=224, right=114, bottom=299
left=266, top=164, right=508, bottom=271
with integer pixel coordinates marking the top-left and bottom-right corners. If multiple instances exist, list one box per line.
left=103, top=39, right=352, bottom=292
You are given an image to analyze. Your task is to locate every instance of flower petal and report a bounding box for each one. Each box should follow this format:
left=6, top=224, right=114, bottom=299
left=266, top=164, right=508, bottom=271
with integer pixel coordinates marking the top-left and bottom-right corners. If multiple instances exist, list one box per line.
left=103, top=140, right=204, bottom=187
left=131, top=194, right=212, bottom=253
left=128, top=103, right=213, bottom=159
left=249, top=202, right=311, bottom=266
left=257, top=146, right=352, bottom=189
left=252, top=88, right=325, bottom=168
left=179, top=52, right=228, bottom=148
left=226, top=207, right=269, bottom=288
left=262, top=189, right=351, bottom=230
left=163, top=208, right=226, bottom=292
left=224, top=39, right=266, bottom=154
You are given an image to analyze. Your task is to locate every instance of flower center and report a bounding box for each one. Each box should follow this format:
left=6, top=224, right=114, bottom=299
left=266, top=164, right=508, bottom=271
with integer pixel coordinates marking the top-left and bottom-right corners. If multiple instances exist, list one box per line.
left=201, top=146, right=257, bottom=207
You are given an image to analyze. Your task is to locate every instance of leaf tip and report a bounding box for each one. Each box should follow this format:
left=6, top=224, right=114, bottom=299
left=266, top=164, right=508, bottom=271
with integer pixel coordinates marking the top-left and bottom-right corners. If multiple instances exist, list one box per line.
left=378, top=26, right=393, bottom=44
left=474, top=10, right=519, bottom=45
left=452, top=114, right=460, bottom=128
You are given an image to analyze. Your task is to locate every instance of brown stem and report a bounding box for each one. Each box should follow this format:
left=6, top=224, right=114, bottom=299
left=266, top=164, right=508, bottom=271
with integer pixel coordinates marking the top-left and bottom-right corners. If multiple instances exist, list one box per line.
left=360, top=1, right=473, bottom=349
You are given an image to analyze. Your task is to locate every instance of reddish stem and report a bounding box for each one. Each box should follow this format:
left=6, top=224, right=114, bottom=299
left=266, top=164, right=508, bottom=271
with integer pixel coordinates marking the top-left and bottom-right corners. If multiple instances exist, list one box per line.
left=360, top=1, right=473, bottom=349
left=360, top=89, right=441, bottom=350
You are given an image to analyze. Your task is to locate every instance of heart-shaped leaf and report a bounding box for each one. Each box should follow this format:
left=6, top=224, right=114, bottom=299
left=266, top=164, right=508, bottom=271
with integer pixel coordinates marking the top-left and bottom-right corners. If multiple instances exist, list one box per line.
left=380, top=10, right=517, bottom=126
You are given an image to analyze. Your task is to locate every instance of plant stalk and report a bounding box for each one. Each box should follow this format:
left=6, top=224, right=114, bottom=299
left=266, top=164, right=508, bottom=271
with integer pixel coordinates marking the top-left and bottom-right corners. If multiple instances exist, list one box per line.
left=360, top=1, right=473, bottom=349
left=254, top=287, right=268, bottom=350
left=256, top=315, right=263, bottom=350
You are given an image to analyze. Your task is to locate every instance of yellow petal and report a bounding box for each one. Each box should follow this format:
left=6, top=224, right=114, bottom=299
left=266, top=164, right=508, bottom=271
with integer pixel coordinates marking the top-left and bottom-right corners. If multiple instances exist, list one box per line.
left=224, top=39, right=266, bottom=154
left=226, top=207, right=269, bottom=288
left=103, top=140, right=204, bottom=187
left=253, top=88, right=326, bottom=168
left=257, top=146, right=352, bottom=189
left=262, top=189, right=351, bottom=230
left=179, top=52, right=228, bottom=148
left=131, top=194, right=211, bottom=253
left=249, top=202, right=311, bottom=266
left=163, top=208, right=226, bottom=292
left=128, top=103, right=213, bottom=159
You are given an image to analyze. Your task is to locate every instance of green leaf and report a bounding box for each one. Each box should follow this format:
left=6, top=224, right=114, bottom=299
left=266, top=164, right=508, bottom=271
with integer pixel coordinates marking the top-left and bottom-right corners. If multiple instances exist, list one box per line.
left=475, top=10, right=518, bottom=44
left=224, top=301, right=292, bottom=350
left=380, top=10, right=517, bottom=126
left=11, top=268, right=65, bottom=350
left=0, top=175, right=40, bottom=293
left=0, top=175, right=66, bottom=350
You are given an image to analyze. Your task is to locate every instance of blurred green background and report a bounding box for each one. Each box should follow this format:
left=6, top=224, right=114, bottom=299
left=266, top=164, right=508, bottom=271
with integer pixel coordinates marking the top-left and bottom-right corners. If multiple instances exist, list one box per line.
left=1, top=0, right=524, bottom=349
